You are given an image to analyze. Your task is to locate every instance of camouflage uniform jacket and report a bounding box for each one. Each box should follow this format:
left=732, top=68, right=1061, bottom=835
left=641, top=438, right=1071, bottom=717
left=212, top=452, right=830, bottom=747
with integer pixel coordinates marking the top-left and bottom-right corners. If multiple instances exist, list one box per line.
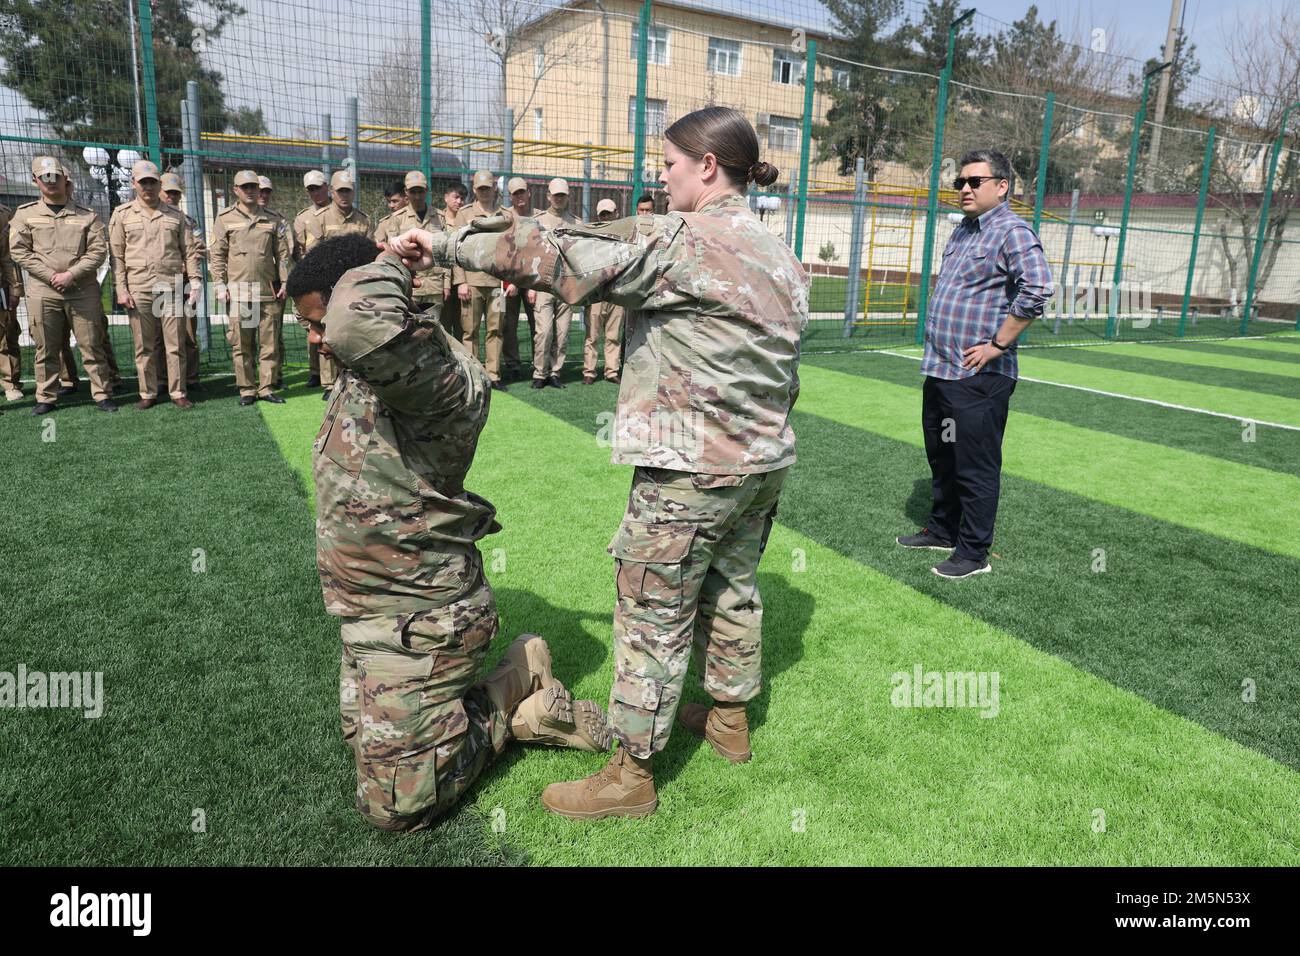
left=313, top=256, right=500, bottom=618
left=453, top=193, right=808, bottom=474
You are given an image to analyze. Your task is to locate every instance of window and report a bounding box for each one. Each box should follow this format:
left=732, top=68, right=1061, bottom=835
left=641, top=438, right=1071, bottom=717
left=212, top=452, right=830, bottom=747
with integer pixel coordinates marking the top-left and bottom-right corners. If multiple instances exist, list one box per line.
left=707, top=37, right=742, bottom=76
left=534, top=48, right=545, bottom=80
left=767, top=115, right=800, bottom=152
left=832, top=66, right=850, bottom=89
left=533, top=108, right=543, bottom=138
left=772, top=48, right=804, bottom=85
left=629, top=97, right=668, bottom=137
left=630, top=23, right=669, bottom=65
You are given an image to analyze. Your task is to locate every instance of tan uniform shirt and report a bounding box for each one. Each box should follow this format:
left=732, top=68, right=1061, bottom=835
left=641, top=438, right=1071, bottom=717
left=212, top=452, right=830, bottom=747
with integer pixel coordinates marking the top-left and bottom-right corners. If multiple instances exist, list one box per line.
left=293, top=203, right=329, bottom=262
left=9, top=198, right=108, bottom=300
left=318, top=204, right=373, bottom=241
left=208, top=203, right=291, bottom=295
left=452, top=200, right=508, bottom=288
left=0, top=204, right=23, bottom=303
left=108, top=197, right=200, bottom=296
left=377, top=204, right=446, bottom=299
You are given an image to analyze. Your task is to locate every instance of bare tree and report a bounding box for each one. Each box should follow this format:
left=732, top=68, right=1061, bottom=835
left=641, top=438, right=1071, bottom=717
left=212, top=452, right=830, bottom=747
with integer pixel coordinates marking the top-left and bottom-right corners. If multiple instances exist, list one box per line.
left=1210, top=4, right=1300, bottom=303
left=361, top=29, right=448, bottom=130
left=459, top=0, right=595, bottom=136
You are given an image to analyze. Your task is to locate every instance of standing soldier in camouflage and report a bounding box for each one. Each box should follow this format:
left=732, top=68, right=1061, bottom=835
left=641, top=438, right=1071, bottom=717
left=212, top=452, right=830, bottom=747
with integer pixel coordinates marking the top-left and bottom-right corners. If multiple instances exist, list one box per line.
left=286, top=233, right=610, bottom=831
left=581, top=198, right=623, bottom=385
left=501, top=177, right=539, bottom=383
left=393, top=106, right=805, bottom=819
left=452, top=171, right=507, bottom=391
left=209, top=169, right=291, bottom=406
left=162, top=172, right=208, bottom=392
left=109, top=160, right=200, bottom=410
left=295, top=170, right=331, bottom=387
left=529, top=178, right=577, bottom=389
left=312, top=170, right=372, bottom=399
left=0, top=199, right=24, bottom=401
left=374, top=171, right=445, bottom=323
left=9, top=156, right=117, bottom=414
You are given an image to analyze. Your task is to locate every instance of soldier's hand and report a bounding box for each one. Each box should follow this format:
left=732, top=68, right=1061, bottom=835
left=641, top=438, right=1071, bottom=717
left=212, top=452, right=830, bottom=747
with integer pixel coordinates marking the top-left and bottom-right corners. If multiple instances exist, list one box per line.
left=388, top=227, right=447, bottom=271
left=505, top=283, right=518, bottom=297
left=51, top=271, right=73, bottom=292
left=458, top=283, right=470, bottom=302
left=186, top=282, right=200, bottom=306
left=217, top=288, right=231, bottom=305
left=527, top=289, right=536, bottom=305
left=117, top=291, right=135, bottom=309
left=276, top=286, right=287, bottom=301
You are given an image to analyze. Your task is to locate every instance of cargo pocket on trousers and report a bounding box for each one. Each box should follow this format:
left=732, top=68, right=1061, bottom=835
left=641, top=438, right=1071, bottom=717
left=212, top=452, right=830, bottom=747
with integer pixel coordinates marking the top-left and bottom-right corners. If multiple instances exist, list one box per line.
left=388, top=697, right=470, bottom=819
left=608, top=669, right=665, bottom=755
left=608, top=519, right=695, bottom=615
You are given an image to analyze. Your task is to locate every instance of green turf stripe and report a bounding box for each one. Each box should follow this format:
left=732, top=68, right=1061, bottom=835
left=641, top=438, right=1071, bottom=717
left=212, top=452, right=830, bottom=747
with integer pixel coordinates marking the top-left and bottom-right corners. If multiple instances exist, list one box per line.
left=1016, top=354, right=1300, bottom=426
left=800, top=351, right=1300, bottom=476
left=1076, top=341, right=1300, bottom=379
left=1018, top=347, right=1300, bottom=401
left=455, top=391, right=1300, bottom=864
left=795, top=364, right=1300, bottom=560
left=1208, top=336, right=1300, bottom=352
left=1173, top=341, right=1300, bottom=367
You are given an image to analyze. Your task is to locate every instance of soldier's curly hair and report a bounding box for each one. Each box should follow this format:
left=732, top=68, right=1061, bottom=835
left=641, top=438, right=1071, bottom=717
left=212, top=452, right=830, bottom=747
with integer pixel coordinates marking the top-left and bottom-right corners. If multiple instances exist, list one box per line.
left=286, top=233, right=381, bottom=301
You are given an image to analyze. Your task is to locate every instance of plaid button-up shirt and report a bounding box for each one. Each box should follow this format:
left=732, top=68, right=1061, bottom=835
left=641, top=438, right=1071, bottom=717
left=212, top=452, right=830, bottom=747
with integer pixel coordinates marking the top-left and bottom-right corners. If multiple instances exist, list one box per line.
left=921, top=201, right=1054, bottom=381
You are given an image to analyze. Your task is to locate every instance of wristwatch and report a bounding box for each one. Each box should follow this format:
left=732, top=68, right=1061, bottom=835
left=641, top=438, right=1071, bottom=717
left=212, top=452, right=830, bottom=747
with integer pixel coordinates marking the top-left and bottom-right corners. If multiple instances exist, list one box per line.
left=990, top=337, right=1010, bottom=351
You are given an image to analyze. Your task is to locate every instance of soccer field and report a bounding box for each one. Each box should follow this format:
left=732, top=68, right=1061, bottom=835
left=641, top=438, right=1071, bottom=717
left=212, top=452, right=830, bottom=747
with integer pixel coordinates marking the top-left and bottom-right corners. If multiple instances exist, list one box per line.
left=3, top=334, right=1299, bottom=866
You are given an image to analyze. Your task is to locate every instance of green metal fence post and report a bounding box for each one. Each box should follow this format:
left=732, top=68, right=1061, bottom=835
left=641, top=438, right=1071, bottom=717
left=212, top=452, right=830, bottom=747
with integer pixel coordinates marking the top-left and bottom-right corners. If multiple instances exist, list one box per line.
left=1242, top=100, right=1300, bottom=334
left=792, top=38, right=817, bottom=260
left=420, top=0, right=432, bottom=183
left=631, top=0, right=652, bottom=194
left=1108, top=60, right=1170, bottom=340
left=914, top=7, right=975, bottom=346
left=1179, top=125, right=1216, bottom=337
left=136, top=0, right=161, bottom=164
left=1032, top=91, right=1054, bottom=234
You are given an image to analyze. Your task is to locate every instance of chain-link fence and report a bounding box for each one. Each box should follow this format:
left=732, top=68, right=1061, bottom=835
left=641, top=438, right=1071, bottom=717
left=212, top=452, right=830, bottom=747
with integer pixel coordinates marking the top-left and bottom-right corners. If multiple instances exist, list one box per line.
left=2, top=0, right=1297, bottom=380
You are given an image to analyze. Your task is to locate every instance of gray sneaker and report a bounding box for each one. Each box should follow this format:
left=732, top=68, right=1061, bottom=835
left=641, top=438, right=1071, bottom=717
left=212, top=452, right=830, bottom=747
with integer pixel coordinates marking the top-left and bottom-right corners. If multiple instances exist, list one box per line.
left=932, top=556, right=991, bottom=579
left=897, top=528, right=954, bottom=551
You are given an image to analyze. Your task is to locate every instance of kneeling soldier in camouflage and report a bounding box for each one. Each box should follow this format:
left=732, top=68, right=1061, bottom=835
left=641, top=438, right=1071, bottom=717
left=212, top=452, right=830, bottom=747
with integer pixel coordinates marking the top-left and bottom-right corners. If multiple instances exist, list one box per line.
left=287, top=234, right=610, bottom=832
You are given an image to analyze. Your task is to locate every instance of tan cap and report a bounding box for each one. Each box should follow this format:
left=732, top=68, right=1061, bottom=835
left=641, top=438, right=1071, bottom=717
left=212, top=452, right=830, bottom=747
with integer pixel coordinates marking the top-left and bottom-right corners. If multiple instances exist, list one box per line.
left=506, top=177, right=528, bottom=194
left=596, top=198, right=617, bottom=215
left=303, top=169, right=327, bottom=188
left=404, top=170, right=428, bottom=190
left=233, top=169, right=260, bottom=187
left=258, top=176, right=273, bottom=191
left=61, top=165, right=72, bottom=179
left=32, top=155, right=63, bottom=181
left=330, top=170, right=354, bottom=190
left=471, top=170, right=495, bottom=189
left=131, top=160, right=160, bottom=182
left=160, top=172, right=184, bottom=192
left=548, top=177, right=569, bottom=195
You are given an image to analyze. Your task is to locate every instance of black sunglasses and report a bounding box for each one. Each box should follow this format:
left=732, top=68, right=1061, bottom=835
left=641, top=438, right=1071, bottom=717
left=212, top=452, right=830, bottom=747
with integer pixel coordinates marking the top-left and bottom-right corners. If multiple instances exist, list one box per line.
left=954, top=175, right=1002, bottom=191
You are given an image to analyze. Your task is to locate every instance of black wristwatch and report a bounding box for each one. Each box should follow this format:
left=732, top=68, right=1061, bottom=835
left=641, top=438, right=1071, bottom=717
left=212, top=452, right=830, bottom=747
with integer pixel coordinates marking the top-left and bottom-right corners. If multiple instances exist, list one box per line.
left=990, top=337, right=1010, bottom=351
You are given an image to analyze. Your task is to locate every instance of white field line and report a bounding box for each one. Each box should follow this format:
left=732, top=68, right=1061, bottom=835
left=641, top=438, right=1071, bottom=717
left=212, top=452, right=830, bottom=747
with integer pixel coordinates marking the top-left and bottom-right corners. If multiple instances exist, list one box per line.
left=862, top=349, right=1300, bottom=433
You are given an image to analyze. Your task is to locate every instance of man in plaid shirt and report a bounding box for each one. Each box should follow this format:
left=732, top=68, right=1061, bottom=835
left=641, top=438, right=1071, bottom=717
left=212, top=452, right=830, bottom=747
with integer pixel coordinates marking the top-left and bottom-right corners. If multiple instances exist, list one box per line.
left=898, top=149, right=1055, bottom=579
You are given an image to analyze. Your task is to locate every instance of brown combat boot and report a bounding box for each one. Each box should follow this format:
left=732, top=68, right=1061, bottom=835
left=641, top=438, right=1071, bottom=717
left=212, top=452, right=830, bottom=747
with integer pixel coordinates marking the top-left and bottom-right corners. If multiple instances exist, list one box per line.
left=477, top=633, right=559, bottom=720
left=677, top=700, right=751, bottom=763
left=541, top=747, right=658, bottom=820
left=511, top=684, right=612, bottom=751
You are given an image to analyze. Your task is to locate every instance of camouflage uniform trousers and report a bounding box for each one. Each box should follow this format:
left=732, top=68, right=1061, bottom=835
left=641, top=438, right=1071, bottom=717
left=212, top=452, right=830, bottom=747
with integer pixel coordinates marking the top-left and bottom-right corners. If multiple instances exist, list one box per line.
left=337, top=577, right=512, bottom=831
left=607, top=464, right=788, bottom=758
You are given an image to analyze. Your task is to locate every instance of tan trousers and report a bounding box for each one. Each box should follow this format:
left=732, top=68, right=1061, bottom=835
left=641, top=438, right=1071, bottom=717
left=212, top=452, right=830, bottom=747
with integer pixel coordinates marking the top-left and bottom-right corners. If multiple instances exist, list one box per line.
left=228, top=295, right=283, bottom=398
left=584, top=301, right=623, bottom=380
left=29, top=293, right=112, bottom=403
left=502, top=292, right=535, bottom=374
left=130, top=293, right=188, bottom=400
left=0, top=306, right=20, bottom=390
left=59, top=317, right=119, bottom=387
left=533, top=291, right=571, bottom=380
left=460, top=284, right=504, bottom=382
left=184, top=312, right=201, bottom=385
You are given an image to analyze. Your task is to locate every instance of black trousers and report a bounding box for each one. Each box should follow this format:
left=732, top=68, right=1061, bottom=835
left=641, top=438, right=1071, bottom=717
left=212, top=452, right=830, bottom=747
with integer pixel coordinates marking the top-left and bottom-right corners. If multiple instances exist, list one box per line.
left=921, top=372, right=1016, bottom=562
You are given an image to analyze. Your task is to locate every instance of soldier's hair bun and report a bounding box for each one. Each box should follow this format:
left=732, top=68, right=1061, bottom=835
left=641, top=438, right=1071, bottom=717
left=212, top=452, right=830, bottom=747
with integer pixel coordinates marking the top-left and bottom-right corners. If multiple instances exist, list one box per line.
left=749, top=162, right=780, bottom=187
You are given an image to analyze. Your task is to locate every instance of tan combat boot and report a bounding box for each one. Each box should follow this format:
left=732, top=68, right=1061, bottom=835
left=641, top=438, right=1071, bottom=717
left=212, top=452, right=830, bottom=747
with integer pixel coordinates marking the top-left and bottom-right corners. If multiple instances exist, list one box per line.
left=540, top=747, right=658, bottom=820
left=677, top=700, right=752, bottom=763
left=511, top=684, right=612, bottom=751
left=478, top=633, right=560, bottom=719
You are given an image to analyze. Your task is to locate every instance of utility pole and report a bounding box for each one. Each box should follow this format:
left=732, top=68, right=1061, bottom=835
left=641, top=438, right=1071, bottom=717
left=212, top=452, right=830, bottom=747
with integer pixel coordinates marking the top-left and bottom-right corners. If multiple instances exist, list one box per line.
left=1144, top=0, right=1184, bottom=191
